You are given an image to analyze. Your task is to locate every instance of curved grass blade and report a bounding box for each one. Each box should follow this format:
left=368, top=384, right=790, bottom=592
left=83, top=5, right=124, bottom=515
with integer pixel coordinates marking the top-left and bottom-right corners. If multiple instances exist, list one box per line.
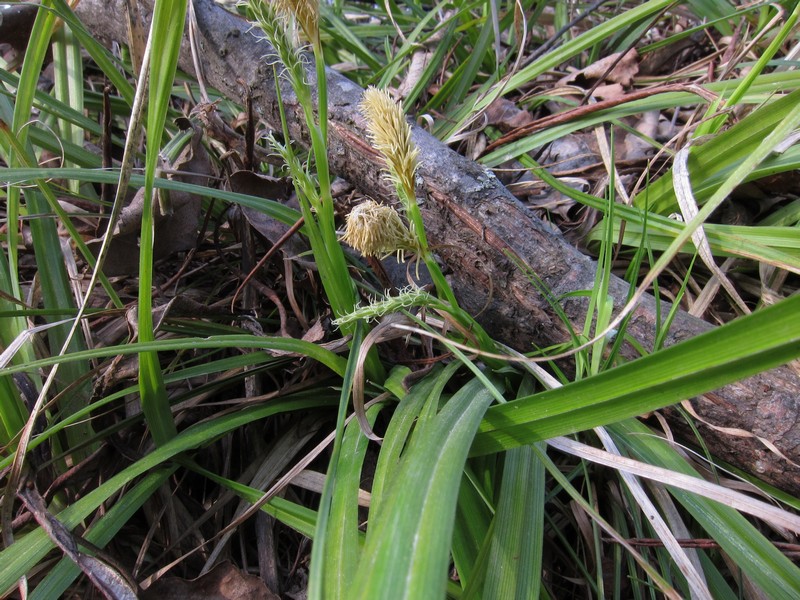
left=472, top=293, right=800, bottom=455
left=440, top=0, right=675, bottom=139
left=480, top=72, right=800, bottom=169
left=0, top=335, right=347, bottom=382
left=638, top=87, right=800, bottom=215
left=0, top=167, right=302, bottom=226
left=368, top=363, right=459, bottom=517
left=529, top=161, right=800, bottom=271
left=354, top=377, right=494, bottom=600
left=195, top=469, right=321, bottom=539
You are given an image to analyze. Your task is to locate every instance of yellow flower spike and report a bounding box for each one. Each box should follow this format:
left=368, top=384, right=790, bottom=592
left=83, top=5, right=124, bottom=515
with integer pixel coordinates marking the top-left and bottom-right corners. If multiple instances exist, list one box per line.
left=341, top=199, right=419, bottom=260
left=274, top=0, right=320, bottom=46
left=360, top=87, right=419, bottom=204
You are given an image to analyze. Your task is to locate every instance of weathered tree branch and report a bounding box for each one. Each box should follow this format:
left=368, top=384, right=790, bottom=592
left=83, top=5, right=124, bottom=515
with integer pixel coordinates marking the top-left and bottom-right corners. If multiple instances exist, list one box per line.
left=71, top=0, right=800, bottom=493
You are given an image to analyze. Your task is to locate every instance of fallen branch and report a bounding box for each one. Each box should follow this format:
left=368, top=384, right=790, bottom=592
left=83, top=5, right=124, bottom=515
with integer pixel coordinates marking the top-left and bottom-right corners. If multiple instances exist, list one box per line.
left=72, top=0, right=800, bottom=493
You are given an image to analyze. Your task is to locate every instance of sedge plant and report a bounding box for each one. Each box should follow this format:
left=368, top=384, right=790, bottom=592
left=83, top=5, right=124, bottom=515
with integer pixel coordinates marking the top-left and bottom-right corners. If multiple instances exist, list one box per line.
left=2, top=1, right=800, bottom=598
left=344, top=86, right=498, bottom=354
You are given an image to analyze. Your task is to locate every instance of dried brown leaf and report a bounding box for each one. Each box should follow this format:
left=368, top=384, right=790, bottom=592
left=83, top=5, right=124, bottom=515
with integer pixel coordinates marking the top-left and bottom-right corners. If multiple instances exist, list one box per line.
left=140, top=562, right=277, bottom=600
left=18, top=486, right=138, bottom=600
left=90, top=122, right=214, bottom=276
left=560, top=49, right=639, bottom=89
left=483, top=97, right=534, bottom=132
left=396, top=50, right=432, bottom=99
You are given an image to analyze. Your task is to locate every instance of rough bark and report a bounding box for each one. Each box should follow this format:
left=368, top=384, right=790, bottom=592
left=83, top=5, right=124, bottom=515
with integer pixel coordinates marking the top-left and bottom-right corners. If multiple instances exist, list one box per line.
left=69, top=0, right=800, bottom=493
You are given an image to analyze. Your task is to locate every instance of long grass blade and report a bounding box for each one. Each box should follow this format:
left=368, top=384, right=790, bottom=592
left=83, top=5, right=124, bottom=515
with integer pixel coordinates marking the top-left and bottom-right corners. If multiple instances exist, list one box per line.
left=354, top=377, right=493, bottom=599
left=138, top=0, right=189, bottom=445
left=611, top=419, right=800, bottom=598
left=473, top=293, right=800, bottom=455
left=308, top=321, right=365, bottom=600
left=480, top=444, right=545, bottom=599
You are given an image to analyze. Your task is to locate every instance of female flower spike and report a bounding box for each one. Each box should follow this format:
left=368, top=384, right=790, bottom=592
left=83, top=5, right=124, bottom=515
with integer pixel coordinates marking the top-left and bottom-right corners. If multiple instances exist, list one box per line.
left=341, top=199, right=419, bottom=260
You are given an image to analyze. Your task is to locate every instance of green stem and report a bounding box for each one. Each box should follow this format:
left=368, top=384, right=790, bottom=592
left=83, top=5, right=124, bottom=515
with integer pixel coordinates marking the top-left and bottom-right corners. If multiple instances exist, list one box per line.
left=397, top=185, right=460, bottom=315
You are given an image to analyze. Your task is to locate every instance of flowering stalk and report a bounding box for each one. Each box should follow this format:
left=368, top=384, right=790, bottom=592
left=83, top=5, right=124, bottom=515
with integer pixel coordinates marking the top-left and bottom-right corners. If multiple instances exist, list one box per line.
left=359, top=87, right=459, bottom=308
left=249, top=0, right=355, bottom=322
left=253, top=0, right=330, bottom=214
left=273, top=0, right=320, bottom=48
